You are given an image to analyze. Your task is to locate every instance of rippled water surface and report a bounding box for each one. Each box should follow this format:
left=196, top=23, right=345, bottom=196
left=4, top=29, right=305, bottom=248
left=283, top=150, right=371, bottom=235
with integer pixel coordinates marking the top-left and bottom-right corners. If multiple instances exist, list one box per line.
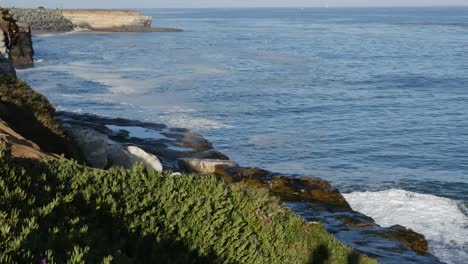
left=18, top=7, right=468, bottom=263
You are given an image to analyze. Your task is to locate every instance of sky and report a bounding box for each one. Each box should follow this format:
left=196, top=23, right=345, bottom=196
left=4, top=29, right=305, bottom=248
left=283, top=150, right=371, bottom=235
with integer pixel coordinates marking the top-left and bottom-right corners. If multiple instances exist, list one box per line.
left=2, top=0, right=468, bottom=9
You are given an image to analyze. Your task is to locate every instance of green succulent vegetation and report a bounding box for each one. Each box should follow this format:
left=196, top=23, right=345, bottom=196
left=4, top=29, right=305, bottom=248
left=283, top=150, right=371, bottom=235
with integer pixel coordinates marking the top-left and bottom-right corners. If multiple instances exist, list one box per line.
left=0, top=147, right=377, bottom=264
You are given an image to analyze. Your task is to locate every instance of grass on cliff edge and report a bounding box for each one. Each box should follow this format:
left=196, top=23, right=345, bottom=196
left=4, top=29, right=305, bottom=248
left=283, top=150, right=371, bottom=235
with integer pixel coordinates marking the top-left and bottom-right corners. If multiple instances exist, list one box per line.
left=0, top=148, right=377, bottom=264
left=0, top=75, right=61, bottom=134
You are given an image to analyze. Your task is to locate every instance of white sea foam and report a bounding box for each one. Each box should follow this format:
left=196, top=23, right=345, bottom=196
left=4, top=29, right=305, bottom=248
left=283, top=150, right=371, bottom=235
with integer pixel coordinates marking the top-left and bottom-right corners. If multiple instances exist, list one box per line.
left=343, top=189, right=468, bottom=264
left=25, top=61, right=229, bottom=96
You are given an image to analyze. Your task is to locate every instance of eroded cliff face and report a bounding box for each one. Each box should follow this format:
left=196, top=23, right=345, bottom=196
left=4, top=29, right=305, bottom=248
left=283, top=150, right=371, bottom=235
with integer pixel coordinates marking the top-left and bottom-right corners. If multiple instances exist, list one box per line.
left=0, top=29, right=16, bottom=79
left=10, top=25, right=34, bottom=67
left=62, top=10, right=152, bottom=32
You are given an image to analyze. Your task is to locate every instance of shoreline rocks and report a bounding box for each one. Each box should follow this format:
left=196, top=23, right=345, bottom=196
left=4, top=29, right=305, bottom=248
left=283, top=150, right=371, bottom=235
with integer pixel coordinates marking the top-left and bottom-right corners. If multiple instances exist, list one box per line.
left=64, top=126, right=163, bottom=171
left=54, top=111, right=440, bottom=263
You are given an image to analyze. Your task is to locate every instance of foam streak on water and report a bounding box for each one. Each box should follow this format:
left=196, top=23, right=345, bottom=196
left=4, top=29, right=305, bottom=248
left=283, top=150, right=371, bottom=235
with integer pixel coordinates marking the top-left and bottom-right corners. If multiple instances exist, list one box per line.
left=344, top=189, right=468, bottom=264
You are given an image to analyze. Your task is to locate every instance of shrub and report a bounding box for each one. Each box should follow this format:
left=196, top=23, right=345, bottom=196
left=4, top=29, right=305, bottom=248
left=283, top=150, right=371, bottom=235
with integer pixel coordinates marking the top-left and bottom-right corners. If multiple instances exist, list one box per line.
left=0, top=148, right=376, bottom=263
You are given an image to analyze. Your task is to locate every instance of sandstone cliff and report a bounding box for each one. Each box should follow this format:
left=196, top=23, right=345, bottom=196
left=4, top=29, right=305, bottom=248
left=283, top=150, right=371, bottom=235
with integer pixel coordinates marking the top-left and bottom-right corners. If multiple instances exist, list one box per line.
left=10, top=25, right=34, bottom=66
left=62, top=9, right=152, bottom=32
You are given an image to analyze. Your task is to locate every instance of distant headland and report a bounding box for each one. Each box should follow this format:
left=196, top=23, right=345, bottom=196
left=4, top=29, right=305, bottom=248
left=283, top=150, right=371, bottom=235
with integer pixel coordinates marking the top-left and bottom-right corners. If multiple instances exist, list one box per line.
left=9, top=7, right=183, bottom=33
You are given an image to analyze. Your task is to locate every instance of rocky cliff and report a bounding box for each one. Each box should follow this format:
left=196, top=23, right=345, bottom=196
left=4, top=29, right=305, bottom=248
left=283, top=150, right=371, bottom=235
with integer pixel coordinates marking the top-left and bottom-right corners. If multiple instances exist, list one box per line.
left=62, top=9, right=152, bottom=32
left=10, top=25, right=34, bottom=66
left=10, top=8, right=74, bottom=32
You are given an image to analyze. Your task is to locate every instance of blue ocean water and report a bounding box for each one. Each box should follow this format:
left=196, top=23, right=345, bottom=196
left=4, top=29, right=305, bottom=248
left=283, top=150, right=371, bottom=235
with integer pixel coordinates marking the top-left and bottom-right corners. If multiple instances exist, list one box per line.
left=18, top=8, right=467, bottom=263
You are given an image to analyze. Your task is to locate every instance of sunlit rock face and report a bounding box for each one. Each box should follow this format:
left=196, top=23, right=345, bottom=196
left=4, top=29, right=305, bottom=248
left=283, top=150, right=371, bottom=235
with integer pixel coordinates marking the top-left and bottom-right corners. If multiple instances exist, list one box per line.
left=0, top=29, right=16, bottom=78
left=62, top=10, right=152, bottom=32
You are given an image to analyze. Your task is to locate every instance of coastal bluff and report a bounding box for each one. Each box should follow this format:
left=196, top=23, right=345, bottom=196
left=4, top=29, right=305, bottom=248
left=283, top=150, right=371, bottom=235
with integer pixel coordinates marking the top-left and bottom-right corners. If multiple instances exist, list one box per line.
left=61, top=9, right=153, bottom=32
left=10, top=8, right=182, bottom=33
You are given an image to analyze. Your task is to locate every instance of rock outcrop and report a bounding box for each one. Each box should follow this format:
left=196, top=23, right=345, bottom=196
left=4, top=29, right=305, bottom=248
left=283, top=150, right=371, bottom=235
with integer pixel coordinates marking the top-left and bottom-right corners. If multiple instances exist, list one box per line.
left=10, top=8, right=75, bottom=32
left=0, top=29, right=16, bottom=79
left=62, top=10, right=152, bottom=32
left=10, top=24, right=34, bottom=67
left=0, top=119, right=58, bottom=160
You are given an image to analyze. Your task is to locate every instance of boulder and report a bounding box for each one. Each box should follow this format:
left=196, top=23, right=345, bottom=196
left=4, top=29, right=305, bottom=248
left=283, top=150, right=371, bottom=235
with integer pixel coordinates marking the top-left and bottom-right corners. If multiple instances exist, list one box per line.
left=107, top=143, right=133, bottom=169
left=66, top=128, right=108, bottom=169
left=178, top=158, right=238, bottom=175
left=10, top=24, right=34, bottom=67
left=127, top=146, right=163, bottom=172
left=181, top=131, right=213, bottom=151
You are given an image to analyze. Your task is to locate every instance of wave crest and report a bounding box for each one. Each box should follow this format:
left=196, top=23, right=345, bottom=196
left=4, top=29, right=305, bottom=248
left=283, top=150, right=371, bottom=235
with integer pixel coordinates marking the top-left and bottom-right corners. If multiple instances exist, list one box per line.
left=343, top=189, right=468, bottom=264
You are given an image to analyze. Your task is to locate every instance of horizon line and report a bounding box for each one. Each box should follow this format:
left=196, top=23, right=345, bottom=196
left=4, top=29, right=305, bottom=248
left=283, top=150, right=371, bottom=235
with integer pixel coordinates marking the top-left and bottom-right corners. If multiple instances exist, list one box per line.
left=7, top=5, right=468, bottom=9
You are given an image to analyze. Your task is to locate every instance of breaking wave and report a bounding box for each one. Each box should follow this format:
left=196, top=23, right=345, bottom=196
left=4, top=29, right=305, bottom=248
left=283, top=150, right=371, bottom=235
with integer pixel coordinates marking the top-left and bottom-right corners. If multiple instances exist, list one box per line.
left=344, top=189, right=468, bottom=264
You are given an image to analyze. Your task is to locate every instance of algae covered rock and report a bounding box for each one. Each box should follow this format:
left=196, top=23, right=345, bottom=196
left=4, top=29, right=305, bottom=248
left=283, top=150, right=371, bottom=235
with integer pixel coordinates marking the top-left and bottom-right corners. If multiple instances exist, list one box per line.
left=211, top=165, right=350, bottom=207
left=380, top=225, right=429, bottom=255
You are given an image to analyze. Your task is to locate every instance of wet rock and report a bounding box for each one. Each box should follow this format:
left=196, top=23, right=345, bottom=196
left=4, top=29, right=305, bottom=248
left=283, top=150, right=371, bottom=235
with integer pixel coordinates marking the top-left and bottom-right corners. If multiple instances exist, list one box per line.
left=10, top=25, right=34, bottom=66
left=127, top=146, right=163, bottom=172
left=337, top=215, right=375, bottom=228
left=181, top=131, right=213, bottom=151
left=212, top=165, right=350, bottom=207
left=380, top=225, right=429, bottom=256
left=65, top=127, right=108, bottom=169
left=195, top=149, right=229, bottom=160
left=178, top=158, right=238, bottom=175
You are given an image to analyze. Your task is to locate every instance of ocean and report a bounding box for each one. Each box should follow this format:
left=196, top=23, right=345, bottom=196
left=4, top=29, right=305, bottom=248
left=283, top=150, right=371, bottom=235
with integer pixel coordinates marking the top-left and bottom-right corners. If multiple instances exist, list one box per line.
left=18, top=7, right=468, bottom=263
